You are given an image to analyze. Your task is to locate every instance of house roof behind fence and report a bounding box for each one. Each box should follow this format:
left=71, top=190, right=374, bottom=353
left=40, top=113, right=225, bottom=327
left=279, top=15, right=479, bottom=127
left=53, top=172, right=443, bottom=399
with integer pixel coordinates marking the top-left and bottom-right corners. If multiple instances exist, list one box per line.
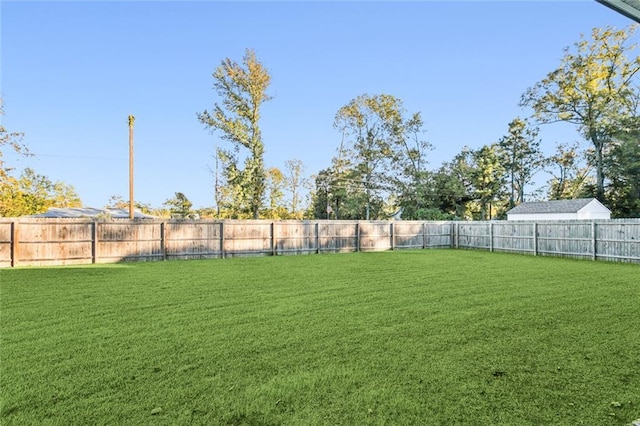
left=506, top=198, right=608, bottom=215
left=28, top=207, right=155, bottom=219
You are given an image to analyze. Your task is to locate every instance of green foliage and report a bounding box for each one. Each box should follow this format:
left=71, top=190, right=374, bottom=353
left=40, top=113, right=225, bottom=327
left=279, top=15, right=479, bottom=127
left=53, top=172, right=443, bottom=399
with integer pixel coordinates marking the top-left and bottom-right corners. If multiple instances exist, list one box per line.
left=310, top=169, right=332, bottom=219
left=2, top=252, right=638, bottom=424
left=521, top=24, right=640, bottom=200
left=106, top=194, right=129, bottom=209
left=470, top=145, right=507, bottom=220
left=1, top=101, right=82, bottom=217
left=409, top=207, right=456, bottom=220
left=546, top=142, right=595, bottom=200
left=321, top=94, right=431, bottom=220
left=432, top=145, right=507, bottom=220
left=164, top=192, right=194, bottom=219
left=605, top=118, right=640, bottom=217
left=0, top=168, right=82, bottom=217
left=283, top=159, right=309, bottom=219
left=497, top=117, right=545, bottom=208
left=105, top=195, right=159, bottom=217
left=198, top=49, right=272, bottom=219
left=431, top=151, right=476, bottom=219
left=262, top=167, right=288, bottom=219
left=332, top=94, right=403, bottom=219
left=394, top=113, right=433, bottom=219
left=311, top=164, right=383, bottom=220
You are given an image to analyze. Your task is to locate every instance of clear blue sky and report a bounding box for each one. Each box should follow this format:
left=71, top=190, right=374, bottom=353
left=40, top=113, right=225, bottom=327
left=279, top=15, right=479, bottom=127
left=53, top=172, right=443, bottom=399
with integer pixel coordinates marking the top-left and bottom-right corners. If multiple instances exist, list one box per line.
left=1, top=1, right=633, bottom=209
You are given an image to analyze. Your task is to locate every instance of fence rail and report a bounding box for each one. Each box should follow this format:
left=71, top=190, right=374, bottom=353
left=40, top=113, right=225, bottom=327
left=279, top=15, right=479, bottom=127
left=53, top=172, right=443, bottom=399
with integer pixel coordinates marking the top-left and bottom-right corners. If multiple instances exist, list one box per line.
left=0, top=218, right=638, bottom=267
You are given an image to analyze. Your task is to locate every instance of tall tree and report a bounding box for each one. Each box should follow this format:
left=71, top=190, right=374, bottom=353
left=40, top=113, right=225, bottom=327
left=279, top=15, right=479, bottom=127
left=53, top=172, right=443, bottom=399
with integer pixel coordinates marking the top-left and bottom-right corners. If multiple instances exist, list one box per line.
left=263, top=167, right=287, bottom=219
left=521, top=25, right=640, bottom=201
left=198, top=49, right=272, bottom=219
left=311, top=169, right=333, bottom=219
left=333, top=94, right=404, bottom=220
left=283, top=159, right=308, bottom=219
left=311, top=163, right=372, bottom=220
left=546, top=142, right=594, bottom=200
left=471, top=145, right=507, bottom=220
left=393, top=113, right=433, bottom=219
left=497, top=117, right=545, bottom=209
left=428, top=161, right=474, bottom=219
left=333, top=94, right=429, bottom=219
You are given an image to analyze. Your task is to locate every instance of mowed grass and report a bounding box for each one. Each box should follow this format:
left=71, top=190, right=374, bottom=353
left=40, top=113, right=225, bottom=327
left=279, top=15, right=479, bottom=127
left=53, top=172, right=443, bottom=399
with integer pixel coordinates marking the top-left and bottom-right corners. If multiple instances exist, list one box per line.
left=1, top=250, right=638, bottom=425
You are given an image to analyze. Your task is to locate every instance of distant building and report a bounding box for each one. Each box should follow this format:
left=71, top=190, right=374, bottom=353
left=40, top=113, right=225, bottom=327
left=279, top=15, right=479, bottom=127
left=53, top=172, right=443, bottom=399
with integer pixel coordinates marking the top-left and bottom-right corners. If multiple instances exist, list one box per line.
left=28, top=207, right=155, bottom=219
left=506, top=198, right=611, bottom=221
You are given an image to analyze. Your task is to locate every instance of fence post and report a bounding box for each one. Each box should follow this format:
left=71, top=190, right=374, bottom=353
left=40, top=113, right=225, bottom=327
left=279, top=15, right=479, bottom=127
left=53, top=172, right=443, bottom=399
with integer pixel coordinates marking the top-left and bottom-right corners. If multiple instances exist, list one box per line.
left=356, top=222, right=360, bottom=252
left=160, top=222, right=167, bottom=261
left=315, top=221, right=320, bottom=254
left=533, top=222, right=538, bottom=256
left=489, top=222, right=494, bottom=252
left=451, top=222, right=459, bottom=249
left=92, top=221, right=98, bottom=264
left=220, top=222, right=225, bottom=259
left=10, top=221, right=17, bottom=267
left=271, top=222, right=276, bottom=256
left=591, top=221, right=597, bottom=261
left=390, top=222, right=395, bottom=250
left=450, top=222, right=455, bottom=249
left=422, top=222, right=427, bottom=249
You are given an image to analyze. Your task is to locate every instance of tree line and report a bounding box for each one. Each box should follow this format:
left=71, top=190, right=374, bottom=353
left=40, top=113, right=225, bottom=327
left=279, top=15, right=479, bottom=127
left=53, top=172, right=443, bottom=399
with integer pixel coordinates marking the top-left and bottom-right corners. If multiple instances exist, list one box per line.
left=2, top=25, right=639, bottom=219
left=202, top=25, right=640, bottom=220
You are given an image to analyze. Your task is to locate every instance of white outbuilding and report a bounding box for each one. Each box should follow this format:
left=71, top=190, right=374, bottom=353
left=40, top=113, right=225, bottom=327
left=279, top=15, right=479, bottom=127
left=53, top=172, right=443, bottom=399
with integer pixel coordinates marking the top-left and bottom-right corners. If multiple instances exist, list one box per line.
left=506, top=198, right=611, bottom=221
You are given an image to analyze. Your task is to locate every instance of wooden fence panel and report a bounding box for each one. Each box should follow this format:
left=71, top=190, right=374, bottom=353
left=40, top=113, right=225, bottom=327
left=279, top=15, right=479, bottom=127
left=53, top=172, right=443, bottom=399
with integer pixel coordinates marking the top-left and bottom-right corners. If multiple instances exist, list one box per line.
left=275, top=221, right=316, bottom=255
left=0, top=222, right=13, bottom=267
left=424, top=222, right=452, bottom=248
left=318, top=221, right=358, bottom=253
left=457, top=223, right=490, bottom=249
left=492, top=222, right=535, bottom=254
left=536, top=221, right=593, bottom=259
left=223, top=221, right=272, bottom=257
left=15, top=220, right=93, bottom=266
left=166, top=221, right=222, bottom=260
left=394, top=221, right=426, bottom=249
left=359, top=221, right=391, bottom=251
left=97, top=221, right=162, bottom=263
left=596, top=221, right=640, bottom=262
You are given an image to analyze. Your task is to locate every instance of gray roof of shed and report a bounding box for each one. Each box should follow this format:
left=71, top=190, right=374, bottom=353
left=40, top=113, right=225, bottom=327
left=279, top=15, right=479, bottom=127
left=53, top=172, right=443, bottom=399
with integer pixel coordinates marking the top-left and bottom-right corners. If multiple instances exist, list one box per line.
left=506, top=198, right=599, bottom=215
left=28, top=207, right=155, bottom=219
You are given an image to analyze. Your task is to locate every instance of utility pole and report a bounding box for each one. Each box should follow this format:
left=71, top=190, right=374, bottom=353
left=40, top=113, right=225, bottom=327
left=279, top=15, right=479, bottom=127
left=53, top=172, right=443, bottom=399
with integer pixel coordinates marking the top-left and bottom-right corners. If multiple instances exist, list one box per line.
left=128, top=115, right=135, bottom=220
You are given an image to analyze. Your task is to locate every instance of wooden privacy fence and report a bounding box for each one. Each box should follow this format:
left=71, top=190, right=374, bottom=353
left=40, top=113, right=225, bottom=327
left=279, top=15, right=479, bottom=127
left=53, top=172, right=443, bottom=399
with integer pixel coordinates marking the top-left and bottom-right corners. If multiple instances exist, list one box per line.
left=0, top=219, right=638, bottom=267
left=0, top=219, right=452, bottom=267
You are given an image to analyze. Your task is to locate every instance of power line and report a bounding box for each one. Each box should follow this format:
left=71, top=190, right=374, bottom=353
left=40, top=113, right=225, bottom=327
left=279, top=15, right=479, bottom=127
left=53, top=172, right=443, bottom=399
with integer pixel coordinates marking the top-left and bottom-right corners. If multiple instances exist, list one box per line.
left=7, top=152, right=126, bottom=161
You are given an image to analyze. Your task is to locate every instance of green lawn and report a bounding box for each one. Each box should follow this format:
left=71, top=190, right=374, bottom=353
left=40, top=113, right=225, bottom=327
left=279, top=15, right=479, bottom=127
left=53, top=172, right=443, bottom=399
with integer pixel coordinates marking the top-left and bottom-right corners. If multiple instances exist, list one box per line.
left=1, top=250, right=638, bottom=425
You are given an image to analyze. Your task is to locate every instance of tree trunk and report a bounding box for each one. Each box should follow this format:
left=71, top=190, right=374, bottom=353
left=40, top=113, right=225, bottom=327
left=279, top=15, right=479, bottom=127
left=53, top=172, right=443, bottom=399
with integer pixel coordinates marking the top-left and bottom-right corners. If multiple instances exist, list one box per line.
left=592, top=133, right=605, bottom=202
